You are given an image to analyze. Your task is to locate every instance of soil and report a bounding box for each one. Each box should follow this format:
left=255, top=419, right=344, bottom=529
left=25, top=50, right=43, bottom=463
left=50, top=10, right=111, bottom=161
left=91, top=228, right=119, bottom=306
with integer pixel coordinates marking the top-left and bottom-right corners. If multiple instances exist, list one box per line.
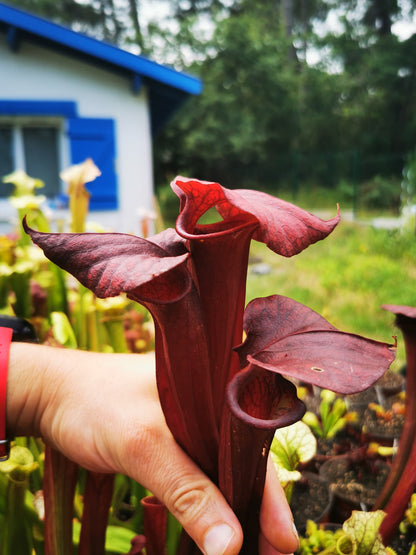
left=298, top=433, right=361, bottom=474
left=375, top=371, right=405, bottom=396
left=319, top=453, right=390, bottom=522
left=290, top=472, right=332, bottom=533
left=388, top=527, right=416, bottom=555
left=316, top=432, right=360, bottom=457
left=362, top=405, right=404, bottom=441
left=345, top=387, right=378, bottom=410
left=330, top=462, right=389, bottom=507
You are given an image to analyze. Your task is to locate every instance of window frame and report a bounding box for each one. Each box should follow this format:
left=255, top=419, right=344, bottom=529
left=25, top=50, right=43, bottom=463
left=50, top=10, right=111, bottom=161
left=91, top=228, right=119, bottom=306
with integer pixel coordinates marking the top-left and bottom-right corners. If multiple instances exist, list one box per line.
left=0, top=101, right=118, bottom=212
left=0, top=116, right=69, bottom=193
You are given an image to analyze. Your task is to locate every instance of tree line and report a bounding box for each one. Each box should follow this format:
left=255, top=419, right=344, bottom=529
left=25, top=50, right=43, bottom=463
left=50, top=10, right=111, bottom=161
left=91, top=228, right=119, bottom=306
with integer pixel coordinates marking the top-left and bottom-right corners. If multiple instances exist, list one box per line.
left=8, top=0, right=416, bottom=197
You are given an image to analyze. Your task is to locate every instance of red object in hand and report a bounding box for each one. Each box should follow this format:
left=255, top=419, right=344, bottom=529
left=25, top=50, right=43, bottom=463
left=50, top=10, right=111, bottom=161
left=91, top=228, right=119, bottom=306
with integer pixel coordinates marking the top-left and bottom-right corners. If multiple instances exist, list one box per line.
left=0, top=326, right=13, bottom=461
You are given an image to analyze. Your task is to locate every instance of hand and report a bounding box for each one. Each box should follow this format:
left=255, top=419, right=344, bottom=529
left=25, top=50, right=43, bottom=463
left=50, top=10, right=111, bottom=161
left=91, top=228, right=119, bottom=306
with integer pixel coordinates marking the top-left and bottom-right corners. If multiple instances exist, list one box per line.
left=7, top=344, right=299, bottom=555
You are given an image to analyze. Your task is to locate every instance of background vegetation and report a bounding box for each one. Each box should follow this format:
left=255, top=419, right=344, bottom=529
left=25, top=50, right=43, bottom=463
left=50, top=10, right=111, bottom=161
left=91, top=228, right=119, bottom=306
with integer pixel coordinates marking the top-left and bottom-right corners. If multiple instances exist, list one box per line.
left=247, top=220, right=416, bottom=369
left=6, top=0, right=416, bottom=362
left=6, top=0, right=416, bottom=213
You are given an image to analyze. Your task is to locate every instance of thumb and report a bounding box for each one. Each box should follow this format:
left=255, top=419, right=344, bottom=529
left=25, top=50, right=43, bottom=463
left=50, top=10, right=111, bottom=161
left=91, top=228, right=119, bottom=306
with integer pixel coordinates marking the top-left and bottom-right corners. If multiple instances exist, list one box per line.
left=260, top=458, right=299, bottom=554
left=141, top=444, right=243, bottom=555
left=163, top=458, right=243, bottom=554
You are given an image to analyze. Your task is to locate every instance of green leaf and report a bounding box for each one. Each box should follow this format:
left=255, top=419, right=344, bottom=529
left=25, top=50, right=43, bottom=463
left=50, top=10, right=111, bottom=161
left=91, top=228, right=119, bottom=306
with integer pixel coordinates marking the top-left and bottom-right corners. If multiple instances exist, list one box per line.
left=0, top=446, right=38, bottom=478
left=104, top=525, right=137, bottom=554
left=72, top=522, right=136, bottom=554
left=341, top=510, right=386, bottom=555
left=302, top=411, right=323, bottom=437
left=51, top=312, right=78, bottom=348
left=273, top=466, right=301, bottom=486
left=270, top=421, right=317, bottom=472
left=326, top=417, right=347, bottom=440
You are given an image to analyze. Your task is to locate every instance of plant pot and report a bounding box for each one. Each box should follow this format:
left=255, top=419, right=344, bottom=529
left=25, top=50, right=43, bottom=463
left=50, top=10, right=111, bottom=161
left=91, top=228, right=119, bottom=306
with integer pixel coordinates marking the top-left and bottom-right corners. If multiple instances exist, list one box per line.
left=388, top=525, right=416, bottom=555
left=319, top=452, right=390, bottom=523
left=374, top=371, right=405, bottom=401
left=290, top=472, right=333, bottom=532
left=361, top=404, right=404, bottom=447
left=345, top=387, right=378, bottom=414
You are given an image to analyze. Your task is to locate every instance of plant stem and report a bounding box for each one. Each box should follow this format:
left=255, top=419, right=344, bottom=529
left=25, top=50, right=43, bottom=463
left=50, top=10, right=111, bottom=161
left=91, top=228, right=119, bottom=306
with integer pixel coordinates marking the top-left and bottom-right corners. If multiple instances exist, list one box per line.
left=141, top=496, right=168, bottom=555
left=43, top=446, right=78, bottom=555
left=78, top=473, right=115, bottom=555
left=1, top=470, right=33, bottom=554
left=373, top=308, right=416, bottom=544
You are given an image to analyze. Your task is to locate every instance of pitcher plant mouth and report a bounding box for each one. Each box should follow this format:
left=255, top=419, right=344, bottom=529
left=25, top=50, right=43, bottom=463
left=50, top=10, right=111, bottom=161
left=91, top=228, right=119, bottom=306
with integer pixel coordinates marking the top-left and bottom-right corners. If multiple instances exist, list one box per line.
left=226, top=365, right=306, bottom=430
left=24, top=176, right=395, bottom=554
left=179, top=213, right=260, bottom=238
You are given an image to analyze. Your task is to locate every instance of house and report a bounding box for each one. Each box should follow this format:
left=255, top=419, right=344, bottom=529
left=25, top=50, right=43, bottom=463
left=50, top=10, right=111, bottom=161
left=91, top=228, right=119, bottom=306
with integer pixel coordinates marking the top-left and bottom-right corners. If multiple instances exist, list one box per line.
left=0, top=2, right=202, bottom=234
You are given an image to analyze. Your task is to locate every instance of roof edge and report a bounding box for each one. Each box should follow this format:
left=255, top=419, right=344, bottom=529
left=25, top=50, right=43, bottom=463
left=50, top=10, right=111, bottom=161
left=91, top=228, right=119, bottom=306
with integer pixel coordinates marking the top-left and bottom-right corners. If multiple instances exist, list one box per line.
left=0, top=2, right=202, bottom=95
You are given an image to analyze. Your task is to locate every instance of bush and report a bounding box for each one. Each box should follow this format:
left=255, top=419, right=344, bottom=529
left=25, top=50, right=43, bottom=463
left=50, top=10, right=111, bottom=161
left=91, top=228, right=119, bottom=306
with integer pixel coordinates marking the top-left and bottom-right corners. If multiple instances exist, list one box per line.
left=359, top=175, right=401, bottom=212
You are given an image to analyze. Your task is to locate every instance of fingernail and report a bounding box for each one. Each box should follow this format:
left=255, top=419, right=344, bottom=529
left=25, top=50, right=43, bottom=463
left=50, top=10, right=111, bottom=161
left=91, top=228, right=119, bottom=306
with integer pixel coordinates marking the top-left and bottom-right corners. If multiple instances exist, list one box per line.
left=203, top=523, right=235, bottom=555
left=292, top=520, right=299, bottom=541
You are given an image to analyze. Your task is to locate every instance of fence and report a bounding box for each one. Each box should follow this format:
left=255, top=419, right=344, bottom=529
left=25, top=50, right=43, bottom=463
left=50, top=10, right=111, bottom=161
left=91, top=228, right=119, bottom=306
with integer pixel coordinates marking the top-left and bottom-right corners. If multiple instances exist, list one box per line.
left=263, top=150, right=407, bottom=214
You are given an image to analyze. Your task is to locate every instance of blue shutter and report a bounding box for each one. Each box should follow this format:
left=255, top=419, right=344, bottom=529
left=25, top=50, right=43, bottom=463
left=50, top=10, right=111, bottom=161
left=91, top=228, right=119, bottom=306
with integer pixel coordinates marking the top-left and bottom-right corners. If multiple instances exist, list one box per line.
left=67, top=118, right=118, bottom=210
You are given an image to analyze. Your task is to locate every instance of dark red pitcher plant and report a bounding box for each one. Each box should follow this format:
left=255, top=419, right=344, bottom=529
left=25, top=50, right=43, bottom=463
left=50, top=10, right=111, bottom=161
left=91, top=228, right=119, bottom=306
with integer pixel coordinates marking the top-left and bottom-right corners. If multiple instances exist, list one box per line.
left=24, top=177, right=396, bottom=554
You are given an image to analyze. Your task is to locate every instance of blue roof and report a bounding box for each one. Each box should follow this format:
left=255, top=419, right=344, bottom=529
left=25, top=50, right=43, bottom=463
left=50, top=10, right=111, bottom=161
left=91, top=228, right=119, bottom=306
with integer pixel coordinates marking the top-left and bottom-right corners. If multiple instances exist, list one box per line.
left=0, top=2, right=202, bottom=133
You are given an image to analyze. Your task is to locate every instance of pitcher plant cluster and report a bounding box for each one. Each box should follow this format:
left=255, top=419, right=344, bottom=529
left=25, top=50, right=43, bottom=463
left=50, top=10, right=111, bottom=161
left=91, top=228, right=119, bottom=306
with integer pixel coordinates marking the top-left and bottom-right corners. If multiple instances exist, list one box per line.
left=24, top=175, right=396, bottom=554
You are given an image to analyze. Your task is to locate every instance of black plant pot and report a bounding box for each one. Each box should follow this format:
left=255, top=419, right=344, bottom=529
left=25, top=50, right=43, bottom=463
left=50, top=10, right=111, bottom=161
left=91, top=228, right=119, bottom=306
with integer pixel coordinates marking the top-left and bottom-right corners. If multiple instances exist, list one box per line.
left=319, top=453, right=390, bottom=523
left=290, top=471, right=333, bottom=532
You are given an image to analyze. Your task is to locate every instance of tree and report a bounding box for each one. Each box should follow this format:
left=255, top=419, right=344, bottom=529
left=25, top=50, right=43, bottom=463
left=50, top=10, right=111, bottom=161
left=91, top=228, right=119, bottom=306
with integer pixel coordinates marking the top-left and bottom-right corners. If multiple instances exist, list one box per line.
left=154, top=1, right=343, bottom=190
left=362, top=0, right=400, bottom=36
left=10, top=0, right=416, bottom=192
left=320, top=0, right=416, bottom=176
left=5, top=0, right=145, bottom=48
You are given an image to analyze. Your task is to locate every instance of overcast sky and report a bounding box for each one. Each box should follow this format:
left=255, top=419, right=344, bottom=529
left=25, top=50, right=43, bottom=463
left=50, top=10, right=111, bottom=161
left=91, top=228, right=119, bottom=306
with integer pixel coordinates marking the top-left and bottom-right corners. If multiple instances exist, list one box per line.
left=137, top=0, right=416, bottom=69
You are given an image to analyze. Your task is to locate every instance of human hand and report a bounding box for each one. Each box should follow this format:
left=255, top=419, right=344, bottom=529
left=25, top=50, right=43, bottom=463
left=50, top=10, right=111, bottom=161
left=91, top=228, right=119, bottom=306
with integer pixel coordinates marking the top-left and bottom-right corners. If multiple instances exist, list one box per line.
left=7, top=344, right=299, bottom=555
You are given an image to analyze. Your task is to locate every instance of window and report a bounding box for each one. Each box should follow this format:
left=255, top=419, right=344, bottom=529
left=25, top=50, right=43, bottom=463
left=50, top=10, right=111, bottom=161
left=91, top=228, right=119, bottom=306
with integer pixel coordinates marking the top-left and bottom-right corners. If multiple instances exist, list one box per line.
left=0, top=103, right=118, bottom=211
left=0, top=126, right=13, bottom=197
left=0, top=119, right=63, bottom=199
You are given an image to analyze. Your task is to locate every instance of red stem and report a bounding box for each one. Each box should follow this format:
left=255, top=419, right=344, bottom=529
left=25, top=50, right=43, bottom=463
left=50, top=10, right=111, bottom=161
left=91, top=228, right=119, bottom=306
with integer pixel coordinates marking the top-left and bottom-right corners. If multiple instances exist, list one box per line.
left=186, top=220, right=258, bottom=426
left=43, top=447, right=78, bottom=555
left=373, top=312, right=416, bottom=544
left=78, top=472, right=115, bottom=555
left=141, top=496, right=168, bottom=555
left=145, top=287, right=219, bottom=480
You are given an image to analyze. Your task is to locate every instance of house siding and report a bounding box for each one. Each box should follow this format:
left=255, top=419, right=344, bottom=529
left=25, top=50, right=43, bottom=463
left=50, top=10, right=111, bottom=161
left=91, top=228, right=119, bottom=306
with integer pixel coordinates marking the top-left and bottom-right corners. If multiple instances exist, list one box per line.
left=0, top=39, right=154, bottom=234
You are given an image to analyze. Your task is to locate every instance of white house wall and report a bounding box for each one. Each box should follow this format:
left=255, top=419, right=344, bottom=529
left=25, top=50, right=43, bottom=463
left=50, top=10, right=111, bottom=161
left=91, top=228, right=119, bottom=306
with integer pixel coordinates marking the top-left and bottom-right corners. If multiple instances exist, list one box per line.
left=0, top=40, right=154, bottom=235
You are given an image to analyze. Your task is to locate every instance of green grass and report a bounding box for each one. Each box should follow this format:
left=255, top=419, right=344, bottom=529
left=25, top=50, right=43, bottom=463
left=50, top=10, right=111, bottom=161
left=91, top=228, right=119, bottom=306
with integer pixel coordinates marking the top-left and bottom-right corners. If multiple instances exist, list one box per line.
left=246, top=222, right=416, bottom=370
left=275, top=185, right=352, bottom=211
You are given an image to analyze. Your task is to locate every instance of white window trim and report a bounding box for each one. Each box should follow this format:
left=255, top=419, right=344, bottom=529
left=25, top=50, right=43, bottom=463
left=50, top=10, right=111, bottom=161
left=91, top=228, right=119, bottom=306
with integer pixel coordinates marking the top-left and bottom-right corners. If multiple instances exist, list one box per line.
left=0, top=116, right=69, bottom=230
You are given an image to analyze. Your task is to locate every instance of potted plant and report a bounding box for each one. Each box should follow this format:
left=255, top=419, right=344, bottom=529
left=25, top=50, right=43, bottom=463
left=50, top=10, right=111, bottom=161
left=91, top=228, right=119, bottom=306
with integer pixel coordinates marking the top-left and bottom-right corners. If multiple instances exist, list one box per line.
left=297, top=510, right=395, bottom=555
left=270, top=420, right=333, bottom=530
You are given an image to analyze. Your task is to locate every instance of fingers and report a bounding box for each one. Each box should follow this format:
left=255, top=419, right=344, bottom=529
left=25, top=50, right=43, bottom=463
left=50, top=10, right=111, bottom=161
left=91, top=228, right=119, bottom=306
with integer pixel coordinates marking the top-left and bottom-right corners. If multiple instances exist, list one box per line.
left=259, top=458, right=299, bottom=554
left=12, top=345, right=298, bottom=555
left=124, top=427, right=243, bottom=555
left=43, top=348, right=243, bottom=555
left=161, top=449, right=243, bottom=555
left=259, top=532, right=294, bottom=555
left=104, top=362, right=243, bottom=555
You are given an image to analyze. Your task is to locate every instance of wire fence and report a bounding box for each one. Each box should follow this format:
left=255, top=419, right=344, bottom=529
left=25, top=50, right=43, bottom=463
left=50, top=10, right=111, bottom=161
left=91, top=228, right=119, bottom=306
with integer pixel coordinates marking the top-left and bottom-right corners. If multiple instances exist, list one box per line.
left=265, top=149, right=407, bottom=215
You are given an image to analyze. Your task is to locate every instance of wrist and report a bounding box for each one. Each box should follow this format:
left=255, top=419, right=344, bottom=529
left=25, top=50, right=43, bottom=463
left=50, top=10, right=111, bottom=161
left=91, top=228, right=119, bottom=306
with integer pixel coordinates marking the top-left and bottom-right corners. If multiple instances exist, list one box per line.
left=6, top=343, right=57, bottom=438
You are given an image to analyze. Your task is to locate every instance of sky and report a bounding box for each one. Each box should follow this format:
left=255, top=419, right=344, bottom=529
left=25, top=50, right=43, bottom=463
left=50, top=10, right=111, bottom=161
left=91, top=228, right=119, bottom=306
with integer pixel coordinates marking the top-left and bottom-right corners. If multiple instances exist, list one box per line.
left=137, top=0, right=416, bottom=68
left=139, top=0, right=416, bottom=38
